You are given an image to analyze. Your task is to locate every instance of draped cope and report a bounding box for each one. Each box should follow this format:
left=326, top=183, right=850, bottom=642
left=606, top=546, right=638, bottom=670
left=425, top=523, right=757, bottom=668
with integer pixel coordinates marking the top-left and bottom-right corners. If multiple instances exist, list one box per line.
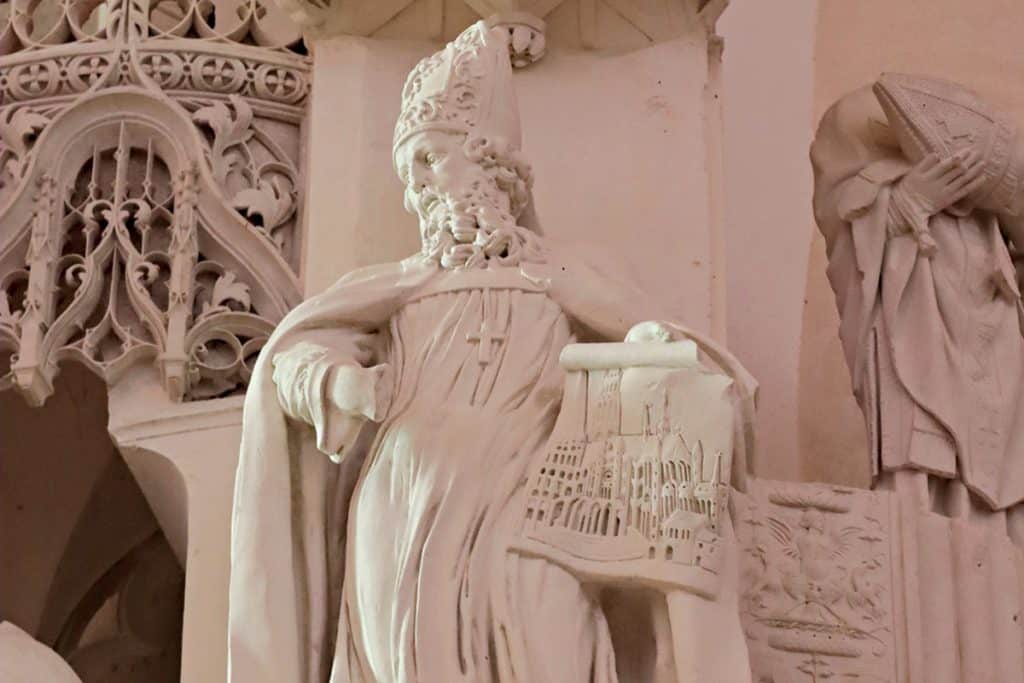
left=228, top=256, right=756, bottom=683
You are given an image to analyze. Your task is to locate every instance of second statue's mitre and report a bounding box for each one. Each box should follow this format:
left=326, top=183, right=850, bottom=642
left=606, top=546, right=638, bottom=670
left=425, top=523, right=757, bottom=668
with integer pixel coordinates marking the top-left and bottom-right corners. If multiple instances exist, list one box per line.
left=873, top=72, right=1024, bottom=214
left=393, top=21, right=522, bottom=162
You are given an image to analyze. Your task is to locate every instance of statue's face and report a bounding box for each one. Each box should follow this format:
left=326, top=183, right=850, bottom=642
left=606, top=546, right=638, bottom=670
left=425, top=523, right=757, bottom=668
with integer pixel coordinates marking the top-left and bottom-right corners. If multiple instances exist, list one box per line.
left=394, top=129, right=539, bottom=268
left=395, top=130, right=513, bottom=223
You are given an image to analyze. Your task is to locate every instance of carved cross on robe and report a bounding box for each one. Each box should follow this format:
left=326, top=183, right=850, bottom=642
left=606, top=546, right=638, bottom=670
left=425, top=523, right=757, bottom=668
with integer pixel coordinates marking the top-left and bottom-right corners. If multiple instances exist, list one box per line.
left=467, top=291, right=507, bottom=366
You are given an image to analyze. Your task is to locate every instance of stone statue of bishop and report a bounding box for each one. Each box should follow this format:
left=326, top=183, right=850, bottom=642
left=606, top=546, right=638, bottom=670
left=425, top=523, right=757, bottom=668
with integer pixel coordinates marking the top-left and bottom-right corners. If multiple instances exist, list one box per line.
left=228, top=21, right=753, bottom=683
left=812, top=76, right=1024, bottom=523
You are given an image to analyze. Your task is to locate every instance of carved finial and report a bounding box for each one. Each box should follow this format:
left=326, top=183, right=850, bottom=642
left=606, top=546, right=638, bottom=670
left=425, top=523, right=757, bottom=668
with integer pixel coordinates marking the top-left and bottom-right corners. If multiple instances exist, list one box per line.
left=690, top=441, right=705, bottom=480
left=484, top=12, right=546, bottom=68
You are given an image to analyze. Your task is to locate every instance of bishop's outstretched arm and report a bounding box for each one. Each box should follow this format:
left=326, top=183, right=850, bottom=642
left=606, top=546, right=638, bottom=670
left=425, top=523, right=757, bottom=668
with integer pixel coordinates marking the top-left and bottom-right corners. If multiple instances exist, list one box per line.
left=261, top=260, right=428, bottom=462
left=271, top=337, right=392, bottom=463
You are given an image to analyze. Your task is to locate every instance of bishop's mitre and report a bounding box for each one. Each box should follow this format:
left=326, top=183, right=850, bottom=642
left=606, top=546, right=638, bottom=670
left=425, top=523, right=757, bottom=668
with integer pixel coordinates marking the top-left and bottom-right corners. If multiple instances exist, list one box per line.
left=874, top=72, right=1024, bottom=215
left=393, top=21, right=521, bottom=167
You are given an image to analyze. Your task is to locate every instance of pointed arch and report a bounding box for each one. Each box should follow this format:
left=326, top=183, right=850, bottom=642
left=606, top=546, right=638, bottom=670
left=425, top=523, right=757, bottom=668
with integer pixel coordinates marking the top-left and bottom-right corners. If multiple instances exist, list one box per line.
left=0, top=88, right=299, bottom=404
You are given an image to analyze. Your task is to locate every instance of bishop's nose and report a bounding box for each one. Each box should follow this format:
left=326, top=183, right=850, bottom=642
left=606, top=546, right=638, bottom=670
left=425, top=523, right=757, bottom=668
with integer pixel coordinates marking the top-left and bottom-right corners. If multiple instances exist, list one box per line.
left=409, top=164, right=432, bottom=191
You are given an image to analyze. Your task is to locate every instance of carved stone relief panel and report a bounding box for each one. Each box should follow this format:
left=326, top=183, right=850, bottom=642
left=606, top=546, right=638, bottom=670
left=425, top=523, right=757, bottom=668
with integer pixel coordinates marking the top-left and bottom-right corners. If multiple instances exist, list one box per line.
left=187, top=94, right=301, bottom=256
left=515, top=339, right=733, bottom=597
left=0, top=115, right=291, bottom=404
left=735, top=480, right=898, bottom=683
left=0, top=0, right=309, bottom=267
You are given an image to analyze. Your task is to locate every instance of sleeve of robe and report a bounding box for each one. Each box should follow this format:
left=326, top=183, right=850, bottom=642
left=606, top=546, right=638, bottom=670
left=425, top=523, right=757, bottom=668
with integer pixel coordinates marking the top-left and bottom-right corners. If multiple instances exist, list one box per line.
left=271, top=340, right=392, bottom=461
left=813, top=159, right=918, bottom=480
left=820, top=158, right=909, bottom=395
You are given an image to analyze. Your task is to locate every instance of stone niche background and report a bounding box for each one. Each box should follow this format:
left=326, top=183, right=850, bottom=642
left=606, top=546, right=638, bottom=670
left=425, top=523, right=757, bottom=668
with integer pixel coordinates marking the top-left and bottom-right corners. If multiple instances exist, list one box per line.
left=0, top=363, right=184, bottom=681
left=302, top=0, right=728, bottom=340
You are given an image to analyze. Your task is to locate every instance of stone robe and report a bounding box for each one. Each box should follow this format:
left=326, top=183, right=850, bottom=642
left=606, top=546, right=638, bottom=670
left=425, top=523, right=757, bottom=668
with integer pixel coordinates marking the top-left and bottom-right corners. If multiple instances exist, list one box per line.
left=227, top=254, right=755, bottom=683
left=338, top=272, right=616, bottom=682
left=813, top=94, right=1024, bottom=509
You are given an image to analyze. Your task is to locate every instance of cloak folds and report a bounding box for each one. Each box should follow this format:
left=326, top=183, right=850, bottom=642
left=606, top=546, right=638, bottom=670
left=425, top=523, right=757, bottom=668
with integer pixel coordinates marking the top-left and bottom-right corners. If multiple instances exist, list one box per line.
left=228, top=258, right=433, bottom=683
left=227, top=253, right=757, bottom=683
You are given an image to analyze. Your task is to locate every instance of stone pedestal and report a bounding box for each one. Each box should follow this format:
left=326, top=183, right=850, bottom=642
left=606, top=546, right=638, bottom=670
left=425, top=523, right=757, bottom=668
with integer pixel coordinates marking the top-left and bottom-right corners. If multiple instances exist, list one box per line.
left=108, top=371, right=243, bottom=683
left=736, top=478, right=1024, bottom=682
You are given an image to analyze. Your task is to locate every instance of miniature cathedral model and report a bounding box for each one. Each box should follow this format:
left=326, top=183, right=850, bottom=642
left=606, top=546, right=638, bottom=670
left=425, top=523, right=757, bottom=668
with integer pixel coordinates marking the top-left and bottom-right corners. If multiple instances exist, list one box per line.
left=515, top=338, right=734, bottom=598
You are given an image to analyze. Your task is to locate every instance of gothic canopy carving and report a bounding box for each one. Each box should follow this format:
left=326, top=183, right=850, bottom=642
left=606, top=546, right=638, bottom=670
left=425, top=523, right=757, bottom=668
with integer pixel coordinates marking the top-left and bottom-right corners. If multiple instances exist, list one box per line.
left=0, top=0, right=309, bottom=405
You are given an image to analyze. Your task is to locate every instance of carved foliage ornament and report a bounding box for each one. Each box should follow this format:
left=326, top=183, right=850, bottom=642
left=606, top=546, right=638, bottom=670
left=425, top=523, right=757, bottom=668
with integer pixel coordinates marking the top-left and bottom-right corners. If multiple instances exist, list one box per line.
left=0, top=0, right=306, bottom=403
left=0, top=0, right=310, bottom=268
left=191, top=94, right=297, bottom=249
left=0, top=120, right=281, bottom=404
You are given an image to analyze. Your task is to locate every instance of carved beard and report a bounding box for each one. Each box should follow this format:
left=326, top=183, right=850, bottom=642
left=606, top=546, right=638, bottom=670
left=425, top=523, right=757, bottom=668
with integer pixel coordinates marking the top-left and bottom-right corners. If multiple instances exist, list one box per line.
left=415, top=177, right=543, bottom=270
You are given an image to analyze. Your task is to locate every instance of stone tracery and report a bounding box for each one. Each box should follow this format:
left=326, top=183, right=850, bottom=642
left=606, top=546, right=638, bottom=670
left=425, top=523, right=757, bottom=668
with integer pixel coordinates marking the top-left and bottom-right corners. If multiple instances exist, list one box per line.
left=0, top=0, right=306, bottom=404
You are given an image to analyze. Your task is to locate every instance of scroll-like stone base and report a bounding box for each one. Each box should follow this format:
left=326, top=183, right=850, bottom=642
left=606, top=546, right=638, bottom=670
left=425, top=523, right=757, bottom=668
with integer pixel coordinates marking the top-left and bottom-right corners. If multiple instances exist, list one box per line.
left=736, top=479, right=1024, bottom=682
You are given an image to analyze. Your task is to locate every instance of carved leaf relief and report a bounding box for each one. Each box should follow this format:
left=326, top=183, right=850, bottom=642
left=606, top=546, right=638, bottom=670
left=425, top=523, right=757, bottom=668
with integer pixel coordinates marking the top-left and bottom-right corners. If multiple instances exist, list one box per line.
left=0, top=0, right=305, bottom=402
left=231, top=173, right=294, bottom=238
left=200, top=270, right=251, bottom=318
left=0, top=0, right=313, bottom=284
left=192, top=95, right=254, bottom=184
left=1, top=107, right=48, bottom=165
left=1, top=122, right=276, bottom=403
left=191, top=94, right=299, bottom=254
